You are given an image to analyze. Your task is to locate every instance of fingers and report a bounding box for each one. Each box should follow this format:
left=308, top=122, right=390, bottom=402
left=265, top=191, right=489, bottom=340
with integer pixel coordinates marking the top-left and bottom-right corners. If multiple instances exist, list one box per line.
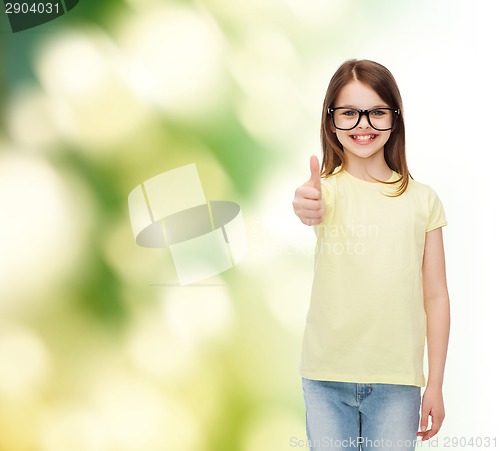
left=292, top=155, right=325, bottom=226
left=297, top=185, right=321, bottom=201
left=294, top=205, right=324, bottom=226
left=293, top=185, right=324, bottom=225
left=419, top=410, right=429, bottom=436
left=292, top=201, right=324, bottom=225
left=417, top=410, right=445, bottom=441
left=417, top=422, right=443, bottom=441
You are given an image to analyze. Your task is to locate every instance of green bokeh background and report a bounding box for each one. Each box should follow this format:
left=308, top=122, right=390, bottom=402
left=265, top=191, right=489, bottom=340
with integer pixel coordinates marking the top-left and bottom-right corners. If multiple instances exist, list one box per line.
left=1, top=1, right=498, bottom=450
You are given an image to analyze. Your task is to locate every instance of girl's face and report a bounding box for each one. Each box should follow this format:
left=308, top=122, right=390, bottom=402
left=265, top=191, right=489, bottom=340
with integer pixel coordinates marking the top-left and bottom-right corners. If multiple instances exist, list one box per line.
left=332, top=81, right=392, bottom=162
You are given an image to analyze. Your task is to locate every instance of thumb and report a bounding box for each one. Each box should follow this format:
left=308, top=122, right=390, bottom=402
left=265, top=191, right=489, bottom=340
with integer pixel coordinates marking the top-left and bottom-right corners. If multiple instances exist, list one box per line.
left=308, top=155, right=322, bottom=191
left=420, top=415, right=429, bottom=432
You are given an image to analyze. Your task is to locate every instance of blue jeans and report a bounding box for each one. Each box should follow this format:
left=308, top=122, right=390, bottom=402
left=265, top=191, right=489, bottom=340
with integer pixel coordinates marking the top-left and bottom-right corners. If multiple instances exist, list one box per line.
left=302, top=378, right=421, bottom=451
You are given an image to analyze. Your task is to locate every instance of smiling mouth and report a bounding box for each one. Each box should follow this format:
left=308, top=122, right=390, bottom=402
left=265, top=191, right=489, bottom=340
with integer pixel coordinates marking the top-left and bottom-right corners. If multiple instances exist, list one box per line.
left=350, top=134, right=378, bottom=142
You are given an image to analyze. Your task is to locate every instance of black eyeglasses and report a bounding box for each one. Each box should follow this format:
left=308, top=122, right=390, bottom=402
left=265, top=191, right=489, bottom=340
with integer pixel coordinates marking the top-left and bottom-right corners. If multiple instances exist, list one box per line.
left=327, top=107, right=400, bottom=131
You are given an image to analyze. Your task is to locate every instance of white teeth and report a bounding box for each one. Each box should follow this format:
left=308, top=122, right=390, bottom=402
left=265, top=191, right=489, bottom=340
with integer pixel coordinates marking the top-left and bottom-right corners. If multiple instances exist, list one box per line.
left=352, top=135, right=375, bottom=141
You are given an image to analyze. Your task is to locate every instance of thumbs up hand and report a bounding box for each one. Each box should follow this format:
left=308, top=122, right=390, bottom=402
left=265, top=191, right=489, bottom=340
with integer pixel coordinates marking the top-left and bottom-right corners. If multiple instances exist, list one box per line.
left=292, top=156, right=325, bottom=226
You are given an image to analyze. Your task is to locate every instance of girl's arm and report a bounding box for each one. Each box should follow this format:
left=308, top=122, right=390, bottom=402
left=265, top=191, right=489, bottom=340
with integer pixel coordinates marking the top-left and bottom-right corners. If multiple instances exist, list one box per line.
left=418, top=226, right=450, bottom=441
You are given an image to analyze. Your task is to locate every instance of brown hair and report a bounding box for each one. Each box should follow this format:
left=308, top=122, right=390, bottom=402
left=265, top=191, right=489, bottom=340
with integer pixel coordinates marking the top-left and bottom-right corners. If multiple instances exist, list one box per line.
left=320, top=59, right=412, bottom=197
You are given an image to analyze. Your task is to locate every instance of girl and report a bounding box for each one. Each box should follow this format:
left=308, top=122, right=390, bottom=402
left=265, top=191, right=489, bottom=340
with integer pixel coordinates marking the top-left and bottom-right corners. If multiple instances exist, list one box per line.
left=292, top=59, right=450, bottom=451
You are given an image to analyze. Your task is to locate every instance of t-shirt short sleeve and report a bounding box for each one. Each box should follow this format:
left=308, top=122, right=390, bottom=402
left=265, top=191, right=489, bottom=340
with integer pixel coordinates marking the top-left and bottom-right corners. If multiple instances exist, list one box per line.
left=426, top=187, right=448, bottom=232
left=320, top=179, right=331, bottom=206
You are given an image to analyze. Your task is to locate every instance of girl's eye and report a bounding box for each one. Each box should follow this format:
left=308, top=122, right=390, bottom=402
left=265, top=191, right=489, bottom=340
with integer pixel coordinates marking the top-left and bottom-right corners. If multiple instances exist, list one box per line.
left=371, top=109, right=388, bottom=117
left=343, top=110, right=357, bottom=117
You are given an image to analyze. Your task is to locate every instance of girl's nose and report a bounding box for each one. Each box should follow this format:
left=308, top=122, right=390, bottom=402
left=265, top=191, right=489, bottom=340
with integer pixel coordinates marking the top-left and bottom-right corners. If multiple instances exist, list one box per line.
left=358, top=113, right=371, bottom=128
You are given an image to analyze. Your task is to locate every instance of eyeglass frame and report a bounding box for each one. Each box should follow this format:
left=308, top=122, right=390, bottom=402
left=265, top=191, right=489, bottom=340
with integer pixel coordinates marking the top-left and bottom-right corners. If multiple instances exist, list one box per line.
left=327, top=107, right=401, bottom=131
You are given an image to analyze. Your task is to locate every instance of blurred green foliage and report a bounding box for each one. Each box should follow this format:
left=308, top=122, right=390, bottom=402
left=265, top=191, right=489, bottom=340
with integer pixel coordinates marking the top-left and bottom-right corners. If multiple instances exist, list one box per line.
left=1, top=1, right=451, bottom=450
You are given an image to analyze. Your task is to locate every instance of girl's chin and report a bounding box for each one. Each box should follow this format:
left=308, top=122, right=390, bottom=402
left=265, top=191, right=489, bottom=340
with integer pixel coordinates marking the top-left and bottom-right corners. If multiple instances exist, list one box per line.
left=342, top=145, right=385, bottom=157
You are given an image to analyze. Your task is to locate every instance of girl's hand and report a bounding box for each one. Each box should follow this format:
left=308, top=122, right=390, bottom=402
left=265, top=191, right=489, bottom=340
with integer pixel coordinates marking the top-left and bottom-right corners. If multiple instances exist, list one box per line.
left=417, top=385, right=445, bottom=441
left=292, top=155, right=325, bottom=226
